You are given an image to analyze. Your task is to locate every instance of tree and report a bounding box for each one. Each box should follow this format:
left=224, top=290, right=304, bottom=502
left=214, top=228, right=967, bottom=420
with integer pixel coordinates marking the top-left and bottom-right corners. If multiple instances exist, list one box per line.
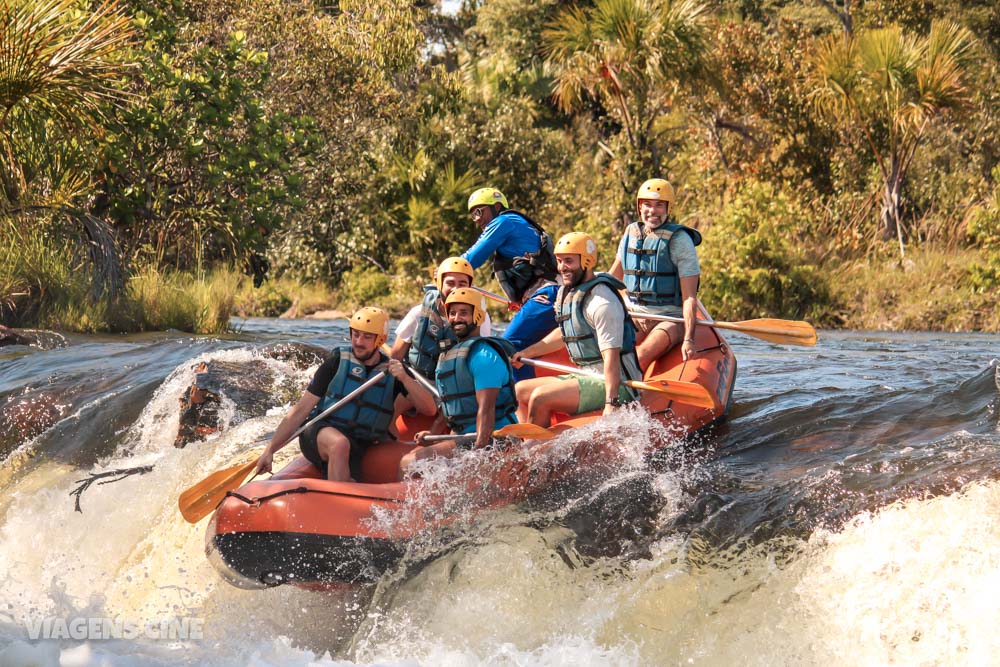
left=809, top=21, right=978, bottom=257
left=542, top=0, right=709, bottom=227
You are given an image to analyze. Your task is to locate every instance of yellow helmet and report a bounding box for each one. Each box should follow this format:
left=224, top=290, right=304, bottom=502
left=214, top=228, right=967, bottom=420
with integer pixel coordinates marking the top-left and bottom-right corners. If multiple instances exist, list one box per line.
left=349, top=307, right=390, bottom=347
left=636, top=178, right=675, bottom=211
left=467, top=187, right=508, bottom=211
left=554, top=232, right=598, bottom=270
left=435, top=256, right=475, bottom=291
left=444, top=288, right=486, bottom=326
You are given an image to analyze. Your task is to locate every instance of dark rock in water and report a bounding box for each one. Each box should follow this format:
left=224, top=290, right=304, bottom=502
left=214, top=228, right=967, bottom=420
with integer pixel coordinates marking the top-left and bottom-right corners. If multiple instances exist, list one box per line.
left=0, top=325, right=66, bottom=350
left=259, top=342, right=328, bottom=370
left=0, top=385, right=80, bottom=457
left=175, top=354, right=314, bottom=448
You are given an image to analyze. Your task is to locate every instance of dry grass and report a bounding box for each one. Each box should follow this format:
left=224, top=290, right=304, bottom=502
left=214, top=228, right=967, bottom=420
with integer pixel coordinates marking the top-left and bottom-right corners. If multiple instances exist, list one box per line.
left=832, top=247, right=1000, bottom=332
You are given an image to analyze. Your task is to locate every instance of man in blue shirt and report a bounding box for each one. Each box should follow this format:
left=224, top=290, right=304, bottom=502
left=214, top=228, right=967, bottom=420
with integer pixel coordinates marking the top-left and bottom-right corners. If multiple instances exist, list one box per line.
left=399, top=289, right=519, bottom=477
left=463, top=186, right=559, bottom=380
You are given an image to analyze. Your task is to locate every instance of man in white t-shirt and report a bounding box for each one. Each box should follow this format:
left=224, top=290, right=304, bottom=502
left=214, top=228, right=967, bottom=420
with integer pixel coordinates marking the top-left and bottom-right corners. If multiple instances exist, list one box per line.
left=511, top=232, right=642, bottom=426
left=389, top=257, right=492, bottom=380
left=608, top=178, right=701, bottom=368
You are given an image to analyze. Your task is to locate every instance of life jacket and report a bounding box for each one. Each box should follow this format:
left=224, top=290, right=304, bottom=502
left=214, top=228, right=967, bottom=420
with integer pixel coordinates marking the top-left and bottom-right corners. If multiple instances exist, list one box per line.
left=556, top=273, right=641, bottom=387
left=621, top=221, right=702, bottom=308
left=435, top=336, right=518, bottom=433
left=407, top=286, right=457, bottom=378
left=491, top=210, right=558, bottom=303
left=310, top=348, right=397, bottom=442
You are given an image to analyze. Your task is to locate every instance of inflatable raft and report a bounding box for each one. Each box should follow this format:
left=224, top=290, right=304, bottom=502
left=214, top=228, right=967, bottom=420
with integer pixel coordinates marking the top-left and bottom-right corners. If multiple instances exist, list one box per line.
left=206, top=322, right=737, bottom=589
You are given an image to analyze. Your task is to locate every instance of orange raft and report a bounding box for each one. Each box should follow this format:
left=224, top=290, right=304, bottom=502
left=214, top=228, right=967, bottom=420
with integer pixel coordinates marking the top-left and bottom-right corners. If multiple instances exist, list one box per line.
left=206, top=323, right=737, bottom=589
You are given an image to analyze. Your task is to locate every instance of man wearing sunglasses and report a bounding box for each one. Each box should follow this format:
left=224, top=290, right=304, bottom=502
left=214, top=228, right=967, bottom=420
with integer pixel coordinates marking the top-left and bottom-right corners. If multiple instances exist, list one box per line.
left=462, top=187, right=560, bottom=381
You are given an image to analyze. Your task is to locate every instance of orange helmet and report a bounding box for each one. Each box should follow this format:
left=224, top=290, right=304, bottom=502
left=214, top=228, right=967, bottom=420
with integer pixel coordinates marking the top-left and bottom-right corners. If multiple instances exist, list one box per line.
left=444, top=288, right=487, bottom=326
left=554, top=232, right=598, bottom=270
left=435, top=257, right=475, bottom=291
left=636, top=178, right=675, bottom=212
left=349, top=307, right=390, bottom=347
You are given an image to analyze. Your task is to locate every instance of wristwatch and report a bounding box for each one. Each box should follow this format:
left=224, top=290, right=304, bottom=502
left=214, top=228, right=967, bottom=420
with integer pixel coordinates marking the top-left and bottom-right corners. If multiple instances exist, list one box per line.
left=606, top=396, right=624, bottom=407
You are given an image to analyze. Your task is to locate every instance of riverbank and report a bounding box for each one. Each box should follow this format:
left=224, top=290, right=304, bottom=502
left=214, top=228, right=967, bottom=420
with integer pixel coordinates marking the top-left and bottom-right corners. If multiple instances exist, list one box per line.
left=3, top=249, right=1000, bottom=336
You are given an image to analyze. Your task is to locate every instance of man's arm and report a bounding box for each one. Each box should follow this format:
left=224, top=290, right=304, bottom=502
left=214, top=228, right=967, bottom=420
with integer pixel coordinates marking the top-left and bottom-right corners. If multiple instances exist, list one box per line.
left=256, top=391, right=321, bottom=474
left=387, top=359, right=437, bottom=416
left=679, top=275, right=699, bottom=360
left=473, top=387, right=499, bottom=449
left=389, top=337, right=410, bottom=361
left=511, top=327, right=564, bottom=366
left=462, top=220, right=508, bottom=269
left=600, top=347, right=623, bottom=416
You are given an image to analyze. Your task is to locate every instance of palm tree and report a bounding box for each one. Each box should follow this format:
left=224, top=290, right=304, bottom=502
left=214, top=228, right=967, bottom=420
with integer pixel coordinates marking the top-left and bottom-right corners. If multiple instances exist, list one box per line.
left=810, top=21, right=977, bottom=258
left=0, top=0, right=133, bottom=207
left=542, top=0, right=708, bottom=221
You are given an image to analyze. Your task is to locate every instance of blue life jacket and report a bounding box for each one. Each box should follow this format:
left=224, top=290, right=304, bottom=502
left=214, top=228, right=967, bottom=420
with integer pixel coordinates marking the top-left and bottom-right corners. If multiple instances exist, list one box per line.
left=621, top=221, right=702, bottom=308
left=435, top=336, right=518, bottom=433
left=407, top=286, right=457, bottom=378
left=555, top=273, right=641, bottom=389
left=311, top=348, right=396, bottom=442
left=491, top=210, right=558, bottom=303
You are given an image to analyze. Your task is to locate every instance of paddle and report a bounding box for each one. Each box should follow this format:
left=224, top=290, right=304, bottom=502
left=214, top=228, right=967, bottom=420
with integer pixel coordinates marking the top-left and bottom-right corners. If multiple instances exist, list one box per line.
left=629, top=311, right=817, bottom=347
left=470, top=286, right=520, bottom=311
left=178, top=370, right=388, bottom=524
left=421, top=422, right=556, bottom=443
left=518, top=357, right=716, bottom=410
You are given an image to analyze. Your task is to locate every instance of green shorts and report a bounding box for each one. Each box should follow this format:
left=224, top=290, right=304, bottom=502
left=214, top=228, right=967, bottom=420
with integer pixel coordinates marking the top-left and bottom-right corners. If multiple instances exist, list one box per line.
left=560, top=374, right=635, bottom=413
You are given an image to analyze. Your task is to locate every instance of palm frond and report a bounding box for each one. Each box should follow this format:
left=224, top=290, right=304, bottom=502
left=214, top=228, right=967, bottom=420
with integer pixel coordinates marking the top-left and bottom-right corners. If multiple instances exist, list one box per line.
left=0, top=0, right=134, bottom=130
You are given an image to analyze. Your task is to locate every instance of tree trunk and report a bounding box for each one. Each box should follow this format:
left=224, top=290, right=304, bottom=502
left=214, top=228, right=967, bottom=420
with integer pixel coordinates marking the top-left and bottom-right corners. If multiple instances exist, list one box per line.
left=77, top=212, right=127, bottom=300
left=878, top=156, right=906, bottom=258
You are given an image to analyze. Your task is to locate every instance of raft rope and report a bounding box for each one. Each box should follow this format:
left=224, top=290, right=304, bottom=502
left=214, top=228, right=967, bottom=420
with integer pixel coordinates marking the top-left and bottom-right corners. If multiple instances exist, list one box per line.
left=69, top=465, right=155, bottom=513
left=225, top=486, right=403, bottom=506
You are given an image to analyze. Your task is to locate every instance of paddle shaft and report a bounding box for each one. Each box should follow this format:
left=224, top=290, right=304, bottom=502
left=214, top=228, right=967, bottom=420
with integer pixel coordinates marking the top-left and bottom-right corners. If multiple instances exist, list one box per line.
left=471, top=286, right=519, bottom=310
left=277, top=370, right=387, bottom=450
left=628, top=311, right=817, bottom=346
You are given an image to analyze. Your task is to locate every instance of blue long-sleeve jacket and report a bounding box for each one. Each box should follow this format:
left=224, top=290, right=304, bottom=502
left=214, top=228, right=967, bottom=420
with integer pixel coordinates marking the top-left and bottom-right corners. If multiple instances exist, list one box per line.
left=462, top=211, right=542, bottom=269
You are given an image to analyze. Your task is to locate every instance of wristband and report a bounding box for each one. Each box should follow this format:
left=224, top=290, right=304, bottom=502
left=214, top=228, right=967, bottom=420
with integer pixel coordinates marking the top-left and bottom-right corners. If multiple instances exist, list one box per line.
left=605, top=397, right=624, bottom=407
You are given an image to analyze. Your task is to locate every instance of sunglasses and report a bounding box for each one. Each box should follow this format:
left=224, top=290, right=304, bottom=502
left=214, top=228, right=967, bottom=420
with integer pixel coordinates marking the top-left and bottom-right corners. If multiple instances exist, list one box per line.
left=471, top=206, right=489, bottom=221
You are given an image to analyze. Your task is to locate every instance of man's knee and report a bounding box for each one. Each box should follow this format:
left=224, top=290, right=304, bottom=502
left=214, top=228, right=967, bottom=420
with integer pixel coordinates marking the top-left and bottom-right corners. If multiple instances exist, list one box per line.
left=316, top=428, right=350, bottom=460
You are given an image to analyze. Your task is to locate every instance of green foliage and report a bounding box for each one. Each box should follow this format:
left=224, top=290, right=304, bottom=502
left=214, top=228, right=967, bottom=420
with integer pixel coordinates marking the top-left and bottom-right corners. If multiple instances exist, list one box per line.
left=700, top=182, right=835, bottom=322
left=0, top=215, right=78, bottom=323
left=336, top=265, right=393, bottom=308
left=125, top=267, right=238, bottom=333
left=96, top=3, right=320, bottom=272
left=542, top=0, right=711, bottom=215
left=809, top=20, right=980, bottom=252
left=967, top=166, right=1000, bottom=250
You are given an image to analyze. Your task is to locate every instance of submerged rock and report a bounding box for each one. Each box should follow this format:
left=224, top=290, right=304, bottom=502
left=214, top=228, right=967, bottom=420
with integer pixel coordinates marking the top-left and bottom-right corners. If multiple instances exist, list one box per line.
left=175, top=344, right=328, bottom=448
left=0, top=326, right=66, bottom=350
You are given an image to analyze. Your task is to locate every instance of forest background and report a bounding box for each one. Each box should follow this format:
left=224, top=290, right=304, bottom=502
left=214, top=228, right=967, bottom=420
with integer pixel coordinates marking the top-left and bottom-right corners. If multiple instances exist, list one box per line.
left=1, top=0, right=998, bottom=334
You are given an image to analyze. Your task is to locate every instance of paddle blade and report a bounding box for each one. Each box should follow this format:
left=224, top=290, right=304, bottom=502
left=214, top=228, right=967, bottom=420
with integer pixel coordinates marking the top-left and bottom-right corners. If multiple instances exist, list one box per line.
left=714, top=319, right=817, bottom=346
left=626, top=378, right=717, bottom=410
left=178, top=460, right=257, bottom=524
left=494, top=423, right=556, bottom=440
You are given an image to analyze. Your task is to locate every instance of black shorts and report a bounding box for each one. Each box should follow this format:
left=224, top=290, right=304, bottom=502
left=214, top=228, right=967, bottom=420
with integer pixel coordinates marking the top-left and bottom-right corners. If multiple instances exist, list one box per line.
left=298, top=420, right=373, bottom=481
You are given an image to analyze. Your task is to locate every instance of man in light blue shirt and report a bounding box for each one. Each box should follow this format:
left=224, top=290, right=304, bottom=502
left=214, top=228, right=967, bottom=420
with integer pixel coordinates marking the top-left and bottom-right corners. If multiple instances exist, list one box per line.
left=399, top=289, right=519, bottom=476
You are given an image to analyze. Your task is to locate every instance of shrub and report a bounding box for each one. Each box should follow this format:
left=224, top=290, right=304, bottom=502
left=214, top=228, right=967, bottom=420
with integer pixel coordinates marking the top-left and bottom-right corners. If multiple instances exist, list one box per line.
left=699, top=182, right=836, bottom=323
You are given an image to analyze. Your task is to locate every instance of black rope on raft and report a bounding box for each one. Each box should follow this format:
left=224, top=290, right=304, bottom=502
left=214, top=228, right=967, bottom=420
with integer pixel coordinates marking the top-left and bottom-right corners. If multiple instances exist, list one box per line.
left=69, top=465, right=155, bottom=513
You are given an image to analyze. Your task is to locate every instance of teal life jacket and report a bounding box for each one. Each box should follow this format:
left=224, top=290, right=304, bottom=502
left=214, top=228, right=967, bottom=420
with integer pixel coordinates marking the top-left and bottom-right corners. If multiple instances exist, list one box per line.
left=555, top=273, right=641, bottom=391
left=492, top=210, right=558, bottom=303
left=311, top=348, right=397, bottom=442
left=407, top=286, right=457, bottom=378
left=435, top=336, right=518, bottom=433
left=621, top=221, right=701, bottom=308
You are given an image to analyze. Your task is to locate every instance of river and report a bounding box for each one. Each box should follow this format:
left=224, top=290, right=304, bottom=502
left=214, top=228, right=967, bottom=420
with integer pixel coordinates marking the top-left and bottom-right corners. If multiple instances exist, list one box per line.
left=0, top=318, right=998, bottom=666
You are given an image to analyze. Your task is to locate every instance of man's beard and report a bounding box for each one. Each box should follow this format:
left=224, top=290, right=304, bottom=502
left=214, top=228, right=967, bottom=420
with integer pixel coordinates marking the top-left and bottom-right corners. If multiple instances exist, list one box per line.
left=452, top=321, right=474, bottom=340
left=353, top=345, right=377, bottom=362
left=563, top=266, right=585, bottom=288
